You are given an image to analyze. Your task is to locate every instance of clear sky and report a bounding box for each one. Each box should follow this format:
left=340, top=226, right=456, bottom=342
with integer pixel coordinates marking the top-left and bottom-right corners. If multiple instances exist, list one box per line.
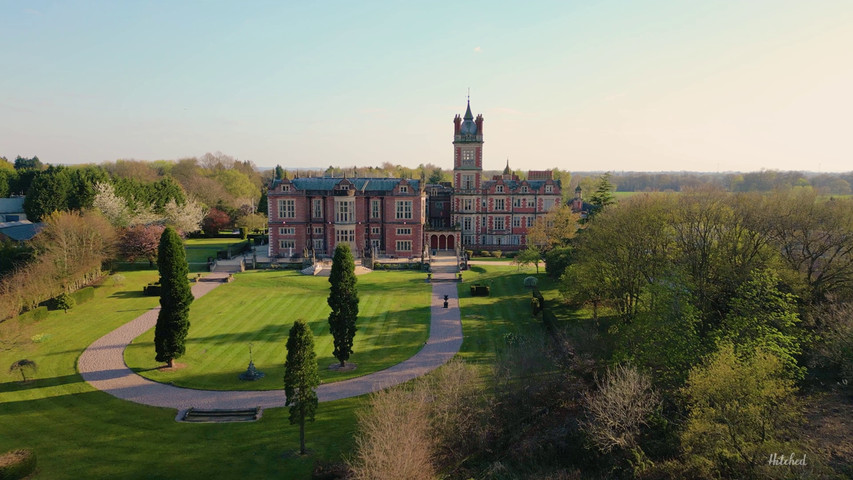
left=2, top=1, right=851, bottom=172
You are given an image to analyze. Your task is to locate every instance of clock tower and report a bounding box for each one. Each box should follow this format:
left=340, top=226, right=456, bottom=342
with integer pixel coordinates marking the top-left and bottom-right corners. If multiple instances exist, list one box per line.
left=452, top=99, right=483, bottom=191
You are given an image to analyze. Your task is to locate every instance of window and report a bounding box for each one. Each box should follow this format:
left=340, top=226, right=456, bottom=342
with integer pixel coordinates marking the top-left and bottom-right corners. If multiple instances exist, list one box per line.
left=335, top=226, right=355, bottom=243
left=340, top=184, right=349, bottom=191
left=543, top=198, right=556, bottom=211
left=371, top=226, right=381, bottom=235
left=371, top=199, right=380, bottom=219
left=482, top=217, right=486, bottom=227
left=545, top=185, right=554, bottom=193
left=370, top=238, right=381, bottom=250
left=463, top=217, right=472, bottom=232
left=494, top=217, right=505, bottom=230
left=512, top=217, right=521, bottom=228
left=461, top=150, right=475, bottom=167
left=279, top=227, right=295, bottom=235
left=279, top=239, right=296, bottom=249
left=396, top=240, right=412, bottom=252
left=462, top=174, right=475, bottom=190
left=396, top=228, right=412, bottom=236
left=521, top=186, right=529, bottom=193
left=313, top=226, right=323, bottom=235
left=278, top=199, right=295, bottom=219
left=396, top=200, right=412, bottom=219
left=463, top=198, right=474, bottom=212
left=336, top=199, right=354, bottom=223
left=527, top=216, right=534, bottom=227
left=496, top=185, right=504, bottom=193
left=312, top=239, right=324, bottom=250
left=312, top=199, right=323, bottom=218
left=513, top=198, right=522, bottom=208
left=494, top=198, right=505, bottom=211
left=281, top=184, right=291, bottom=192
left=399, top=185, right=408, bottom=193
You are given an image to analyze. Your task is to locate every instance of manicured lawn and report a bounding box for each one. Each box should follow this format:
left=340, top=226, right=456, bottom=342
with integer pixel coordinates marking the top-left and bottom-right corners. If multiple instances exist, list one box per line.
left=457, top=264, right=562, bottom=365
left=0, top=264, right=545, bottom=478
left=0, top=271, right=362, bottom=479
left=184, top=237, right=251, bottom=266
left=124, top=269, right=431, bottom=390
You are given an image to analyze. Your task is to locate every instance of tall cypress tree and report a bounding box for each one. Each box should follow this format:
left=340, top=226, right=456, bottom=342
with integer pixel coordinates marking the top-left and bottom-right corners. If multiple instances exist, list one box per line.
left=327, top=244, right=359, bottom=367
left=284, top=319, right=320, bottom=455
left=154, top=226, right=193, bottom=368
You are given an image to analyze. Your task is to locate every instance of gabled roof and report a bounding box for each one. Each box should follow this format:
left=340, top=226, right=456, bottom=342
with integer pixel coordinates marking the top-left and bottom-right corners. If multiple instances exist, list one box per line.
left=0, top=220, right=43, bottom=241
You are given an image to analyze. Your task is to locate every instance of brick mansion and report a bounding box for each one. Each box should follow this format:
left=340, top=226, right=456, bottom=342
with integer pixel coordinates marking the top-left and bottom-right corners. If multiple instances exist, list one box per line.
left=267, top=100, right=564, bottom=259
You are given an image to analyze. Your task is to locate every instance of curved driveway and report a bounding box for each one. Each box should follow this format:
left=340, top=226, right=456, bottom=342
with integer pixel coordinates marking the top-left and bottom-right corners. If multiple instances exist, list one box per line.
left=78, top=258, right=463, bottom=415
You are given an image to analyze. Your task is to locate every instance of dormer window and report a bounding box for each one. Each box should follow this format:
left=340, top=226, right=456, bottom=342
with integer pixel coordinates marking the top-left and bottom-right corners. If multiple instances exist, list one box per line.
left=496, top=185, right=504, bottom=193
left=545, top=185, right=553, bottom=193
left=521, top=186, right=528, bottom=193
left=281, top=184, right=291, bottom=192
left=340, top=185, right=349, bottom=191
left=400, top=185, right=408, bottom=193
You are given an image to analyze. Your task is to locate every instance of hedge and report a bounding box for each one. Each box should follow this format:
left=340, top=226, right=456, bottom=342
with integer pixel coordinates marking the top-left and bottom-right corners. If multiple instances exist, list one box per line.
left=70, top=286, right=95, bottom=305
left=18, top=306, right=48, bottom=324
left=0, top=449, right=36, bottom=480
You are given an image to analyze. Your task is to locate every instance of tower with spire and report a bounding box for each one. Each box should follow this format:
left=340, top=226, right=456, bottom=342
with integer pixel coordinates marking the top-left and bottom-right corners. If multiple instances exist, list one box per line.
left=452, top=98, right=484, bottom=191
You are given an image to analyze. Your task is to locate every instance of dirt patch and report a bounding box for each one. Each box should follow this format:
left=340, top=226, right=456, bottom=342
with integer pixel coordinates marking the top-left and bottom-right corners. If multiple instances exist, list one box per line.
left=157, top=362, right=187, bottom=372
left=328, top=362, right=358, bottom=372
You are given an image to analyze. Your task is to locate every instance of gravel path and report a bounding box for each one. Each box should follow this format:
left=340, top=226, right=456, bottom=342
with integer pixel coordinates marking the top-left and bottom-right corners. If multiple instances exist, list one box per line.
left=78, top=258, right=463, bottom=416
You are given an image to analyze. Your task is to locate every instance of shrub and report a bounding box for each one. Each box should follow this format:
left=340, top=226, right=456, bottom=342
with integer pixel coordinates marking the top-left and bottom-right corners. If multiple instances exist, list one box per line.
left=143, top=283, right=161, bottom=296
left=70, top=286, right=95, bottom=305
left=0, top=449, right=37, bottom=480
left=52, top=293, right=75, bottom=313
left=465, top=250, right=473, bottom=259
left=18, top=306, right=48, bottom=323
left=480, top=250, right=490, bottom=258
left=492, top=250, right=503, bottom=258
left=239, top=227, right=248, bottom=239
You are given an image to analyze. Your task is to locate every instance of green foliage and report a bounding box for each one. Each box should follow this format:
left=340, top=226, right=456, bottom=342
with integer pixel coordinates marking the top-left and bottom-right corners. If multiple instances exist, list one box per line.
left=274, top=165, right=285, bottom=180
left=18, top=306, right=48, bottom=323
left=492, top=250, right=502, bottom=259
left=67, top=166, right=110, bottom=210
left=24, top=166, right=71, bottom=221
left=544, top=246, right=573, bottom=278
left=154, top=227, right=193, bottom=365
left=327, top=244, right=359, bottom=366
left=52, top=293, right=75, bottom=313
left=257, top=189, right=268, bottom=215
left=682, top=343, right=801, bottom=479
left=13, top=155, right=42, bottom=170
left=716, top=269, right=803, bottom=379
left=70, top=286, right=95, bottom=305
left=612, top=280, right=703, bottom=387
left=0, top=449, right=37, bottom=480
left=284, top=319, right=320, bottom=454
left=588, top=172, right=616, bottom=217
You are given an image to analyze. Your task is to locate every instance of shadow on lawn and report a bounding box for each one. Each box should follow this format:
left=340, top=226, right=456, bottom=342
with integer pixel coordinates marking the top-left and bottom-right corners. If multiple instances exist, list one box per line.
left=0, top=372, right=83, bottom=393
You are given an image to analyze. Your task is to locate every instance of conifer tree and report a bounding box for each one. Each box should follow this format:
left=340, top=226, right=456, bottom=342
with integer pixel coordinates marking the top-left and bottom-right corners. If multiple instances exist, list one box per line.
left=327, top=244, right=359, bottom=367
left=154, top=226, right=193, bottom=367
left=284, top=319, right=320, bottom=455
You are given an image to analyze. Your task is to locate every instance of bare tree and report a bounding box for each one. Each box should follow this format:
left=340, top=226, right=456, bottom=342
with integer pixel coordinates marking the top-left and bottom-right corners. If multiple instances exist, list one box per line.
left=349, top=387, right=435, bottom=480
left=580, top=365, right=659, bottom=454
